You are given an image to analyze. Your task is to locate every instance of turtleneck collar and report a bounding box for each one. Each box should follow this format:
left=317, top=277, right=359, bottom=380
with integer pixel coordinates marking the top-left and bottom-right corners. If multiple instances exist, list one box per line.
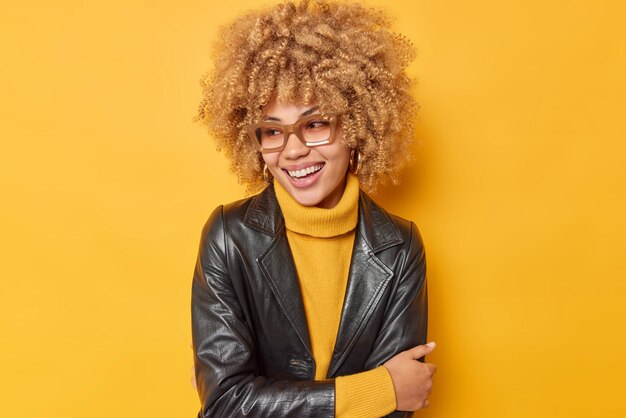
left=273, top=173, right=360, bottom=238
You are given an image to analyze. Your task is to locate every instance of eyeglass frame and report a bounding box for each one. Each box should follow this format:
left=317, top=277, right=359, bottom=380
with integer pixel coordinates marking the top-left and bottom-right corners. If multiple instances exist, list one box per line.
left=246, top=113, right=340, bottom=154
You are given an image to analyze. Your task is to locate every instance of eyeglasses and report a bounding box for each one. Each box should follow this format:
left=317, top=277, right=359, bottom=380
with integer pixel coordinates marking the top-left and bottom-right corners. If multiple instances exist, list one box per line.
left=246, top=114, right=338, bottom=154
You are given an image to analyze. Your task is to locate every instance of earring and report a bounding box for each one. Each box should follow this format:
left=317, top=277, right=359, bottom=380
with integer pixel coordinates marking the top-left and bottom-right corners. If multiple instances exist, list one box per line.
left=349, top=149, right=362, bottom=174
left=263, top=163, right=274, bottom=183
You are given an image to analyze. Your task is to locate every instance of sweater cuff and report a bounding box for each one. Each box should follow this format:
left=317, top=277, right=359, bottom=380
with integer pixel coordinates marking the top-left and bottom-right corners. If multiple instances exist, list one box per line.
left=335, top=366, right=397, bottom=417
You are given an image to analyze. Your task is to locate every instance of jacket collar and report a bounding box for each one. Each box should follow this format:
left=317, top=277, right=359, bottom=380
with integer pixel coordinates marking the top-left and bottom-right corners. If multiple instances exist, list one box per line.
left=243, top=183, right=285, bottom=236
left=245, top=182, right=404, bottom=377
left=244, top=183, right=403, bottom=252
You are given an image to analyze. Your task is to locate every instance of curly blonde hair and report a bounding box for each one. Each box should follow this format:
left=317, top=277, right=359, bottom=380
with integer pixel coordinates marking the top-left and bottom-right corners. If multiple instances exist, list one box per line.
left=195, top=0, right=418, bottom=194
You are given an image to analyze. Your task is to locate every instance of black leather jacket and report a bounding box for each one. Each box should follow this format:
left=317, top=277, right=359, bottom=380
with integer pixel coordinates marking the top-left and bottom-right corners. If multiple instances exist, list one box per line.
left=191, top=183, right=428, bottom=417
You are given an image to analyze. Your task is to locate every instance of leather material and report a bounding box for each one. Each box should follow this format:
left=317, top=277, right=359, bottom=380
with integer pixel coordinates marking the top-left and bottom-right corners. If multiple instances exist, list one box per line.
left=192, top=183, right=428, bottom=417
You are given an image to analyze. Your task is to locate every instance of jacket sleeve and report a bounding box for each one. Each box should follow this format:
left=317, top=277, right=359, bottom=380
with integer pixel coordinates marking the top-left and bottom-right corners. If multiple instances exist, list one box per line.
left=191, top=205, right=335, bottom=418
left=363, top=221, right=429, bottom=418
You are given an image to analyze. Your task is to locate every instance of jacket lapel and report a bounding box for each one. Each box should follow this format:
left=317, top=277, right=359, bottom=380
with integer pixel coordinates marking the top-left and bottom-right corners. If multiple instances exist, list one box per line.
left=257, top=229, right=313, bottom=357
left=246, top=184, right=313, bottom=357
left=327, top=190, right=404, bottom=377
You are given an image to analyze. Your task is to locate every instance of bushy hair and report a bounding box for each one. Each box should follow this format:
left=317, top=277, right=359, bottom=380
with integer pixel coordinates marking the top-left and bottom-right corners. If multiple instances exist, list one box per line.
left=195, top=0, right=418, bottom=194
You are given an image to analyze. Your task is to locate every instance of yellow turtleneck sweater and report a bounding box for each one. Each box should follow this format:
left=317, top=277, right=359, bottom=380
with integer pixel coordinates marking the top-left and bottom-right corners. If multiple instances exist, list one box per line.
left=274, top=173, right=397, bottom=418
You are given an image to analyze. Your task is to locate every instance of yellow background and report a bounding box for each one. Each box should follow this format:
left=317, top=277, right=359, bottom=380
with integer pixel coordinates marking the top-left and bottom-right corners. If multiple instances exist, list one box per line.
left=1, top=0, right=625, bottom=417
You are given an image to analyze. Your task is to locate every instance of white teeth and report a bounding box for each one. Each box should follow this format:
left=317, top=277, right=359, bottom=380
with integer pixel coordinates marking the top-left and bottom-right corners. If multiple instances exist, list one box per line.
left=287, top=163, right=324, bottom=178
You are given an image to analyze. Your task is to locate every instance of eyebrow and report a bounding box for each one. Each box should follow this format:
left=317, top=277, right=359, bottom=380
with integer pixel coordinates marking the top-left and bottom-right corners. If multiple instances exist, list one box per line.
left=264, top=106, right=320, bottom=122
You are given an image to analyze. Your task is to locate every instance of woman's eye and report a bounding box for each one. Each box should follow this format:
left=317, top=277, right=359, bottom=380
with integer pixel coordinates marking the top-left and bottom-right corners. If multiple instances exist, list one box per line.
left=264, top=128, right=281, bottom=137
left=305, top=120, right=329, bottom=130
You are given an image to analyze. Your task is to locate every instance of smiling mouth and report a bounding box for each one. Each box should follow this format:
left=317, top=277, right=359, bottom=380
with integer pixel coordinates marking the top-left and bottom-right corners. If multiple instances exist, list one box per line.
left=285, top=163, right=325, bottom=179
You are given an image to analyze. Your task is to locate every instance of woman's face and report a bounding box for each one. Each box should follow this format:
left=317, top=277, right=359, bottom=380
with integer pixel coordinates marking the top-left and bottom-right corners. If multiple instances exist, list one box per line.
left=260, top=100, right=351, bottom=209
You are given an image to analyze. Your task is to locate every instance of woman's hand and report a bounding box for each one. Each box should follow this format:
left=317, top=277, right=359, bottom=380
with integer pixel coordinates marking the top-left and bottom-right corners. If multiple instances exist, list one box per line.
left=382, top=342, right=437, bottom=411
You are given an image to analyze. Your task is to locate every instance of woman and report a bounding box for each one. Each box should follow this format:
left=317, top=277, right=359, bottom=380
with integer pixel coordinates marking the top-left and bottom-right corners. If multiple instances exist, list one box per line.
left=191, top=1, right=437, bottom=416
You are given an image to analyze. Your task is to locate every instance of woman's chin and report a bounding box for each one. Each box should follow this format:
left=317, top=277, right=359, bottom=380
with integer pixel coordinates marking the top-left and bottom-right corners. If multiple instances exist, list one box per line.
left=286, top=188, right=324, bottom=207
left=275, top=174, right=322, bottom=206
left=284, top=181, right=343, bottom=209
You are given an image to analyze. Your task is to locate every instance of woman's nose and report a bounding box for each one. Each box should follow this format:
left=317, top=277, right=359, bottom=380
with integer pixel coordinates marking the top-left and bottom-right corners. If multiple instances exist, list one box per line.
left=282, top=132, right=310, bottom=159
